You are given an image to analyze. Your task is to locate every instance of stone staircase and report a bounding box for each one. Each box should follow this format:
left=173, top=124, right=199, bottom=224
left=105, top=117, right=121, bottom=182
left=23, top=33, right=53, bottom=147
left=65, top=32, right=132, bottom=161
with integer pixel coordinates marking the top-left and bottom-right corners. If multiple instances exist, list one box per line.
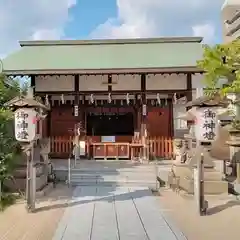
left=69, top=161, right=157, bottom=188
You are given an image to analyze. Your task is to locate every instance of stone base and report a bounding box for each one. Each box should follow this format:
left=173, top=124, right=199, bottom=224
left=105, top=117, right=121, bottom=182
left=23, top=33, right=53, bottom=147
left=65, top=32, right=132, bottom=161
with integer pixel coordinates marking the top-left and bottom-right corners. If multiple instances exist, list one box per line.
left=168, top=164, right=228, bottom=195
left=36, top=182, right=54, bottom=198
left=181, top=176, right=228, bottom=195
left=13, top=164, right=45, bottom=178
left=233, top=183, right=240, bottom=195
left=5, top=174, right=48, bottom=192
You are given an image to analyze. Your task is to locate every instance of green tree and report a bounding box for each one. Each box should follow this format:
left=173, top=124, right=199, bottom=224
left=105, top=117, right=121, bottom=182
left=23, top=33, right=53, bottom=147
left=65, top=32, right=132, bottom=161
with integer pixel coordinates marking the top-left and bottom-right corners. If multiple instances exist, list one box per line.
left=197, top=39, right=240, bottom=128
left=0, top=75, right=28, bottom=104
left=0, top=74, right=27, bottom=192
left=197, top=39, right=240, bottom=95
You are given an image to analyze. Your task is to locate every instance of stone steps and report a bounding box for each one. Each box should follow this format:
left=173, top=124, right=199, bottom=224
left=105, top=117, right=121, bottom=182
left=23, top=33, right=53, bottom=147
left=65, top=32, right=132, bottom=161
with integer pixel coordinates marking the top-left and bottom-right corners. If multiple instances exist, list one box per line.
left=70, top=181, right=157, bottom=187
left=69, top=164, right=157, bottom=187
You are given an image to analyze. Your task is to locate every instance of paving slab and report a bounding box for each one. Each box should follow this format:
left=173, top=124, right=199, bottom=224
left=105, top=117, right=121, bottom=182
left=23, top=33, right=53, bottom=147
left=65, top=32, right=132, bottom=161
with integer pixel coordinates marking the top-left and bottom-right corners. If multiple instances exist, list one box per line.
left=91, top=187, right=119, bottom=240
left=52, top=186, right=186, bottom=240
left=114, top=187, right=148, bottom=240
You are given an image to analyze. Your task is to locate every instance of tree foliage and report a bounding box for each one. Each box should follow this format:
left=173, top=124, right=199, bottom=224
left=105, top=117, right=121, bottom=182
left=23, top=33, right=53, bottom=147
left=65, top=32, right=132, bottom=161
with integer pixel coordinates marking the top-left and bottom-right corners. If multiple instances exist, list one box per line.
left=197, top=39, right=240, bottom=95
left=0, top=74, right=28, bottom=182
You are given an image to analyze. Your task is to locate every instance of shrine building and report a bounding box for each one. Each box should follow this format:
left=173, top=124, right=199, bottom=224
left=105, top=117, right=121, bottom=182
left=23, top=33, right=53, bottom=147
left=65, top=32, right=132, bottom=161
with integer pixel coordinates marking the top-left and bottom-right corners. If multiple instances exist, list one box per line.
left=1, top=37, right=204, bottom=160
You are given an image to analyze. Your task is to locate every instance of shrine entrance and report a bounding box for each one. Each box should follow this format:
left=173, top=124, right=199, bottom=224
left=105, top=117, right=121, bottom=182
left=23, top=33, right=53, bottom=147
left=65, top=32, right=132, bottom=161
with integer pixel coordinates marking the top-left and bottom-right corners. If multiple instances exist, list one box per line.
left=0, top=37, right=204, bottom=159
left=86, top=112, right=134, bottom=137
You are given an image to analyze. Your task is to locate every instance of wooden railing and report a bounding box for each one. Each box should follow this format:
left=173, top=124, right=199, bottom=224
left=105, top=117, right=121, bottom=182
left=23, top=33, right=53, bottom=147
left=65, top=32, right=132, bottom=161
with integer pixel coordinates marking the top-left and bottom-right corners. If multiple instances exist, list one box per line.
left=50, top=136, right=173, bottom=159
left=50, top=136, right=74, bottom=158
left=147, top=136, right=173, bottom=159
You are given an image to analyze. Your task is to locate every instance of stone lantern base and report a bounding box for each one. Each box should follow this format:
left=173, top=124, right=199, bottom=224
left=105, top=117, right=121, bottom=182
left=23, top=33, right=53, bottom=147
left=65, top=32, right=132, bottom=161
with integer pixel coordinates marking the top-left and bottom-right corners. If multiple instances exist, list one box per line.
left=226, top=128, right=240, bottom=193
left=168, top=148, right=228, bottom=195
left=4, top=139, right=51, bottom=193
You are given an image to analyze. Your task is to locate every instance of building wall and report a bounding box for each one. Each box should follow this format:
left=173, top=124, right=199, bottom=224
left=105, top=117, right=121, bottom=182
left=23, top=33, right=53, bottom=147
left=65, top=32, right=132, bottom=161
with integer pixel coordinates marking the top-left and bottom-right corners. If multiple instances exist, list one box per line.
left=50, top=105, right=78, bottom=136
left=146, top=74, right=186, bottom=90
left=112, top=74, right=141, bottom=91
left=79, top=75, right=108, bottom=91
left=49, top=104, right=172, bottom=138
left=36, top=73, right=204, bottom=139
left=222, top=1, right=240, bottom=42
left=35, top=75, right=75, bottom=91
left=36, top=73, right=189, bottom=92
left=147, top=107, right=172, bottom=137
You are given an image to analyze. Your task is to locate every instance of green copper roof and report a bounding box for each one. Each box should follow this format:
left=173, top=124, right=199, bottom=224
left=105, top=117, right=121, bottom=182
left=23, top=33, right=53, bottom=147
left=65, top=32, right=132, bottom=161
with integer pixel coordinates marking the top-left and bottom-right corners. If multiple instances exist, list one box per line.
left=1, top=37, right=204, bottom=75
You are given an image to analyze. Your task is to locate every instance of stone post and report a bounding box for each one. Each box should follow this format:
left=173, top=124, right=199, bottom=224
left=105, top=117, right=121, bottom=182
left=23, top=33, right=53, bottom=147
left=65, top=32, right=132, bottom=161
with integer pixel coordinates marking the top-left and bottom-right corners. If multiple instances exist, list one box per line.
left=227, top=128, right=240, bottom=183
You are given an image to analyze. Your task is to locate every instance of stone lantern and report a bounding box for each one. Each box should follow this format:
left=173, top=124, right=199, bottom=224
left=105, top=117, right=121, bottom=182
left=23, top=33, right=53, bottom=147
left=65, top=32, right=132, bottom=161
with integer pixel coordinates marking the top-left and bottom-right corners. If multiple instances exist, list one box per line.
left=168, top=95, right=228, bottom=195
left=4, top=89, right=50, bottom=196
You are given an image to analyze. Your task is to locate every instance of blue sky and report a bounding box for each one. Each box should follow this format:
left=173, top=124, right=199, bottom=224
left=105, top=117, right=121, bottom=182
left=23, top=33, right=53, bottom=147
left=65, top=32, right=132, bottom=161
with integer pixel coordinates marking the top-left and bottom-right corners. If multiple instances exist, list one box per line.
left=0, top=0, right=226, bottom=57
left=65, top=0, right=118, bottom=39
left=65, top=0, right=224, bottom=43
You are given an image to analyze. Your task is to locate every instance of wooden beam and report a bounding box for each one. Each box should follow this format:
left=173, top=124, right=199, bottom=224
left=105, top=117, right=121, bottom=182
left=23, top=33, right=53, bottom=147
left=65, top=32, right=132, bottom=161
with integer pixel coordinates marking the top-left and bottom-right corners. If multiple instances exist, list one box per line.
left=186, top=73, right=192, bottom=110
left=74, top=74, right=79, bottom=105
left=141, top=73, right=147, bottom=115
left=35, top=89, right=192, bottom=96
left=47, top=95, right=52, bottom=137
left=140, top=74, right=148, bottom=161
left=5, top=67, right=203, bottom=76
left=30, top=75, right=35, bottom=94
left=108, top=74, right=112, bottom=92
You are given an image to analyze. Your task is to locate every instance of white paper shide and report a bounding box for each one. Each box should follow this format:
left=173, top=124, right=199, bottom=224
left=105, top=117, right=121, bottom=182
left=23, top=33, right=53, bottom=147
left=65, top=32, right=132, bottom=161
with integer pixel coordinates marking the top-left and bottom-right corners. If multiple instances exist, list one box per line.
left=195, top=107, right=218, bottom=142
left=14, top=108, right=37, bottom=142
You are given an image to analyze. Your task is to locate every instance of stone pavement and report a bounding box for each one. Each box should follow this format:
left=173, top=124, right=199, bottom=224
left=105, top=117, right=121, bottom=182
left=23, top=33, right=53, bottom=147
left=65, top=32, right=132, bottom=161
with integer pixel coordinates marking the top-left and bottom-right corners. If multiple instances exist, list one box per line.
left=52, top=186, right=186, bottom=240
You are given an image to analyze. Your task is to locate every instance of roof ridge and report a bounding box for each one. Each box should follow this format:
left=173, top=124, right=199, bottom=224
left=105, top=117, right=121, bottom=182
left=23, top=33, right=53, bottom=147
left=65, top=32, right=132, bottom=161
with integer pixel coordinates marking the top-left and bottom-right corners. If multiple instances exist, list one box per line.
left=19, top=37, right=203, bottom=47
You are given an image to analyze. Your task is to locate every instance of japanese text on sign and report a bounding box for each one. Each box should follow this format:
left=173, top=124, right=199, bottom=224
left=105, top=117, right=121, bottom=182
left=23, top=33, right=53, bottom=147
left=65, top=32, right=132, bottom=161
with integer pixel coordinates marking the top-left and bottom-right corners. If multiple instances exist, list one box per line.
left=195, top=108, right=218, bottom=142
left=14, top=108, right=36, bottom=142
left=74, top=105, right=79, bottom=117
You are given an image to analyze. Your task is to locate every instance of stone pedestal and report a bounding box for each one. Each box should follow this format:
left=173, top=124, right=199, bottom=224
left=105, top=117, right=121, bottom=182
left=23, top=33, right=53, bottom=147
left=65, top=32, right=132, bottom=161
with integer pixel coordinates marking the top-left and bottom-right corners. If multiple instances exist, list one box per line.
left=4, top=139, right=50, bottom=192
left=209, top=125, right=231, bottom=175
left=5, top=163, right=47, bottom=191
left=173, top=139, right=184, bottom=162
left=168, top=148, right=228, bottom=194
left=226, top=128, right=240, bottom=184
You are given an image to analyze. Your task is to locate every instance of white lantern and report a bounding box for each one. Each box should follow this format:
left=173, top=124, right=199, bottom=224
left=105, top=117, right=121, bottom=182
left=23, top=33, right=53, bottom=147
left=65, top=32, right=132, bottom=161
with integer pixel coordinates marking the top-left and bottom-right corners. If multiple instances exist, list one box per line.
left=14, top=108, right=37, bottom=142
left=195, top=107, right=218, bottom=142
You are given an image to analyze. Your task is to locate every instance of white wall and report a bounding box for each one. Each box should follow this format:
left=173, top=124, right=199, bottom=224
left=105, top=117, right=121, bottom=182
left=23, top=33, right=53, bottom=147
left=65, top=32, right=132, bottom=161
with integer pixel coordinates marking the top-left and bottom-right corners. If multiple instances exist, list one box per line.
left=146, top=73, right=186, bottom=90
left=79, top=75, right=108, bottom=91
left=35, top=75, right=74, bottom=92
left=112, top=74, right=141, bottom=91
